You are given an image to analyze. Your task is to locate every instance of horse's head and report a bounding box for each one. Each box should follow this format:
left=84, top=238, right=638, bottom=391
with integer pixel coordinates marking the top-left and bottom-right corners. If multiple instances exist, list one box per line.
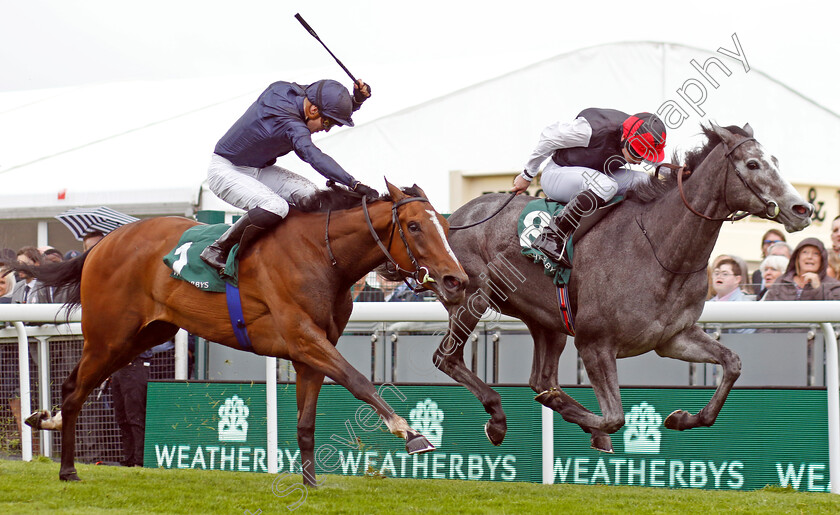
left=712, top=123, right=813, bottom=232
left=383, top=180, right=468, bottom=304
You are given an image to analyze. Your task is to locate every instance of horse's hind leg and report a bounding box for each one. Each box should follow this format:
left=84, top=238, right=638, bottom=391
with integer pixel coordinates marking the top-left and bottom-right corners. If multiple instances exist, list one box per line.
left=56, top=350, right=124, bottom=480
left=540, top=339, right=627, bottom=445
left=292, top=362, right=325, bottom=487
left=433, top=299, right=507, bottom=445
left=25, top=362, right=79, bottom=430
left=527, top=326, right=613, bottom=452
left=655, top=326, right=741, bottom=430
left=55, top=321, right=177, bottom=480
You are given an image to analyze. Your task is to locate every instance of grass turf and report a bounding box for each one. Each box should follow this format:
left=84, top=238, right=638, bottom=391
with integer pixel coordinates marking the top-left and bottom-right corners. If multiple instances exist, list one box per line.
left=1, top=458, right=838, bottom=514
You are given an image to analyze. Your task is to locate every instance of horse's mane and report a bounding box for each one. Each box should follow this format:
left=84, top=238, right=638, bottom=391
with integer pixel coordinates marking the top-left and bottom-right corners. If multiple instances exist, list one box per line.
left=626, top=124, right=751, bottom=203
left=294, top=185, right=425, bottom=212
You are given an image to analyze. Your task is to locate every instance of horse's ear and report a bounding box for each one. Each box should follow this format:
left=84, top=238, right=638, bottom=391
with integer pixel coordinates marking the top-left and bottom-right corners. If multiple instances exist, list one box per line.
left=384, top=178, right=406, bottom=201
left=710, top=122, right=738, bottom=147
left=411, top=183, right=429, bottom=199
left=742, top=123, right=754, bottom=137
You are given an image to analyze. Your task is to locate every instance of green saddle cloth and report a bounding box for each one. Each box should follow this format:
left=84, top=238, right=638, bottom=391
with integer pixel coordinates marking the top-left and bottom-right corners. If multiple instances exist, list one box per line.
left=162, top=224, right=240, bottom=292
left=518, top=199, right=573, bottom=286
left=518, top=196, right=622, bottom=286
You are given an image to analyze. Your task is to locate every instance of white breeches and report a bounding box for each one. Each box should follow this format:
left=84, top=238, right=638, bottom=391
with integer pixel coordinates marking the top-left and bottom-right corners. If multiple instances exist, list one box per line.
left=539, top=160, right=647, bottom=203
left=207, top=154, right=319, bottom=217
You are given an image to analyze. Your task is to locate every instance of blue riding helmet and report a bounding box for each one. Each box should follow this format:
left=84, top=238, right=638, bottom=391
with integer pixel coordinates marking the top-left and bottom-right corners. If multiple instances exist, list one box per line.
left=305, top=79, right=355, bottom=127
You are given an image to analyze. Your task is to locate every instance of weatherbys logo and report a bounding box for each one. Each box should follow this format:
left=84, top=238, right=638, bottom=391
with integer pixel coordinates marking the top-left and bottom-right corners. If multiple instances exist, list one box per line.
left=623, top=402, right=663, bottom=454
left=218, top=395, right=249, bottom=442
left=409, top=398, right=444, bottom=447
left=552, top=399, right=745, bottom=489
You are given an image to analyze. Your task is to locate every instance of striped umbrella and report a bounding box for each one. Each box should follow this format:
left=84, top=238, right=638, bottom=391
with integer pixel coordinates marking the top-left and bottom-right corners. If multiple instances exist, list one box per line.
left=55, top=206, right=140, bottom=241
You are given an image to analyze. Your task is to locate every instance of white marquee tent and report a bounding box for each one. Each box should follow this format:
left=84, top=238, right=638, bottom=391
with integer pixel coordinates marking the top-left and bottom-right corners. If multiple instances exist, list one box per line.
left=1, top=41, right=837, bottom=231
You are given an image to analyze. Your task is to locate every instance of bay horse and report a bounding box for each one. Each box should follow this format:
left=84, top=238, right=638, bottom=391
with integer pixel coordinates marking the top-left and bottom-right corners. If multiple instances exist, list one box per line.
left=23, top=180, right=467, bottom=484
left=433, top=124, right=812, bottom=452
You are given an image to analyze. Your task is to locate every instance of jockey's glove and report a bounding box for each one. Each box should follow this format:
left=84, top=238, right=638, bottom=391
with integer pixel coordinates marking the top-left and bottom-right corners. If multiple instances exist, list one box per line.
left=352, top=182, right=379, bottom=199
left=353, top=81, right=371, bottom=103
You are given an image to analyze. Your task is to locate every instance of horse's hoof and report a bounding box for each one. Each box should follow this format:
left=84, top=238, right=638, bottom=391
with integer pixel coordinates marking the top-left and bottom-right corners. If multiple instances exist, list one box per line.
left=590, top=434, right=614, bottom=453
left=484, top=420, right=506, bottom=446
left=534, top=389, right=560, bottom=406
left=25, top=410, right=49, bottom=429
left=664, top=410, right=692, bottom=431
left=406, top=433, right=435, bottom=455
left=60, top=472, right=81, bottom=482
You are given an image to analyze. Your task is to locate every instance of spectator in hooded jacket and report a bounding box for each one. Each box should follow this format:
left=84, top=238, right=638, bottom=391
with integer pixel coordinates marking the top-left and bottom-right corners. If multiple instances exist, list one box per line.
left=763, top=237, right=840, bottom=301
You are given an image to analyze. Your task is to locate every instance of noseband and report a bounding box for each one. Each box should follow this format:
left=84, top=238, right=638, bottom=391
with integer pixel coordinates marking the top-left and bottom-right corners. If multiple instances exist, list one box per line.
left=676, top=137, right=780, bottom=222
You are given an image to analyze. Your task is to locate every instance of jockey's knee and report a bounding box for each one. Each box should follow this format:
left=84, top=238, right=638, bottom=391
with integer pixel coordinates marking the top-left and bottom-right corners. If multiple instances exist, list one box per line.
left=256, top=198, right=289, bottom=219
left=581, top=169, right=617, bottom=201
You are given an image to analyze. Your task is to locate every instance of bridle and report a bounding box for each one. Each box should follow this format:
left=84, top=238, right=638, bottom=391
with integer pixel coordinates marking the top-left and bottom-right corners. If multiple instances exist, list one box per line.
left=325, top=194, right=437, bottom=291
left=640, top=136, right=780, bottom=275
left=676, top=137, right=780, bottom=223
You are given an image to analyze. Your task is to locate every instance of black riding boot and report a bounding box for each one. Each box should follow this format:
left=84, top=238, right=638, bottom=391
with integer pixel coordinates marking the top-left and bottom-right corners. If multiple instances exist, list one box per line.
left=200, top=206, right=284, bottom=272
left=531, top=190, right=606, bottom=269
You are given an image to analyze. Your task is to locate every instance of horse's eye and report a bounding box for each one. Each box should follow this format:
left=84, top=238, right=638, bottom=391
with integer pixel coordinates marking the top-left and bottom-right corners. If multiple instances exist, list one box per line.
left=407, top=221, right=421, bottom=233
left=746, top=160, right=760, bottom=170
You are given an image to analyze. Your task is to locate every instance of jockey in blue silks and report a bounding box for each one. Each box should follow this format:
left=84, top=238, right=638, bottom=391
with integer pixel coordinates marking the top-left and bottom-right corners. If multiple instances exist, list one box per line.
left=511, top=108, right=667, bottom=268
left=201, top=79, right=377, bottom=272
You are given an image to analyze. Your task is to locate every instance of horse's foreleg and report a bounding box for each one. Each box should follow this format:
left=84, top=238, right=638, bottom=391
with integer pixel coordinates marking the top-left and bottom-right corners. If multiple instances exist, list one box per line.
left=292, top=363, right=325, bottom=487
left=433, top=304, right=507, bottom=445
left=655, top=326, right=741, bottom=430
left=527, top=327, right=613, bottom=451
left=288, top=325, right=429, bottom=455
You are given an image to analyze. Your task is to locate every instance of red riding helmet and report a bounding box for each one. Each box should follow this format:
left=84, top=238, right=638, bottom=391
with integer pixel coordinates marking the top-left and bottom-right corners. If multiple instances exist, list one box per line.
left=621, top=112, right=666, bottom=163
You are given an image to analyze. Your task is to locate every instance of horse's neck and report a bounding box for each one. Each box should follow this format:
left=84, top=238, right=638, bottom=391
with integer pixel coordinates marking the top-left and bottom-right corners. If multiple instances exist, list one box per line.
left=326, top=201, right=395, bottom=282
left=642, top=147, right=730, bottom=269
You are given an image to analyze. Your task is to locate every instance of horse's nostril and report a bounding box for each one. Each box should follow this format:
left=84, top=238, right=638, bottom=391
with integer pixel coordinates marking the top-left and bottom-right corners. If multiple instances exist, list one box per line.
left=444, top=276, right=462, bottom=290
left=793, top=204, right=812, bottom=217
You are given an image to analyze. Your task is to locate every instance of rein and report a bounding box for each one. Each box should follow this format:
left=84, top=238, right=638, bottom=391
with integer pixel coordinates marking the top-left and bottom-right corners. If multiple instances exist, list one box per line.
left=448, top=192, right=517, bottom=231
left=635, top=215, right=708, bottom=275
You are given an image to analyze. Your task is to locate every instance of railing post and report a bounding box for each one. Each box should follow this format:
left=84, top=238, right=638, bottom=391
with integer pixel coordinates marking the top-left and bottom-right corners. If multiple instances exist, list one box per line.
left=14, top=322, right=32, bottom=461
left=542, top=405, right=554, bottom=484
left=822, top=323, right=839, bottom=495
left=266, top=356, right=278, bottom=474
left=36, top=336, right=51, bottom=457
left=174, top=329, right=189, bottom=380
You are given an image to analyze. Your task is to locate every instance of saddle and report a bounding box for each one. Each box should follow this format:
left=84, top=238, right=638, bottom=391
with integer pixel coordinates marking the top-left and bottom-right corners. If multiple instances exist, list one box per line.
left=162, top=224, right=242, bottom=292
left=518, top=196, right=623, bottom=286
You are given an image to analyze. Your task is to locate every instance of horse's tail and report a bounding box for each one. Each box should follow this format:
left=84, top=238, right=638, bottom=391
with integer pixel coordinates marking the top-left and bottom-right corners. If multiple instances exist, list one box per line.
left=8, top=251, right=88, bottom=312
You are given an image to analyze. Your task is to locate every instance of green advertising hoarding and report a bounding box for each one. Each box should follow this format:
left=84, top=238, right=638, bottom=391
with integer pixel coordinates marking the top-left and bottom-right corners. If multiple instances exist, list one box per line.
left=551, top=387, right=831, bottom=492
left=145, top=383, right=831, bottom=491
left=145, top=383, right=541, bottom=482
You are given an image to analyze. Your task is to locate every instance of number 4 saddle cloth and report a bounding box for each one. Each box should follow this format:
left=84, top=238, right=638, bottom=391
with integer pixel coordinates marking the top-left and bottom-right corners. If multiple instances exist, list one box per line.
left=163, top=224, right=241, bottom=292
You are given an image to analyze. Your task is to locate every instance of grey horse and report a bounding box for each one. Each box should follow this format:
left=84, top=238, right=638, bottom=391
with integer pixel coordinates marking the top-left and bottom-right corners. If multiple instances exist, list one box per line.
left=433, top=124, right=813, bottom=452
